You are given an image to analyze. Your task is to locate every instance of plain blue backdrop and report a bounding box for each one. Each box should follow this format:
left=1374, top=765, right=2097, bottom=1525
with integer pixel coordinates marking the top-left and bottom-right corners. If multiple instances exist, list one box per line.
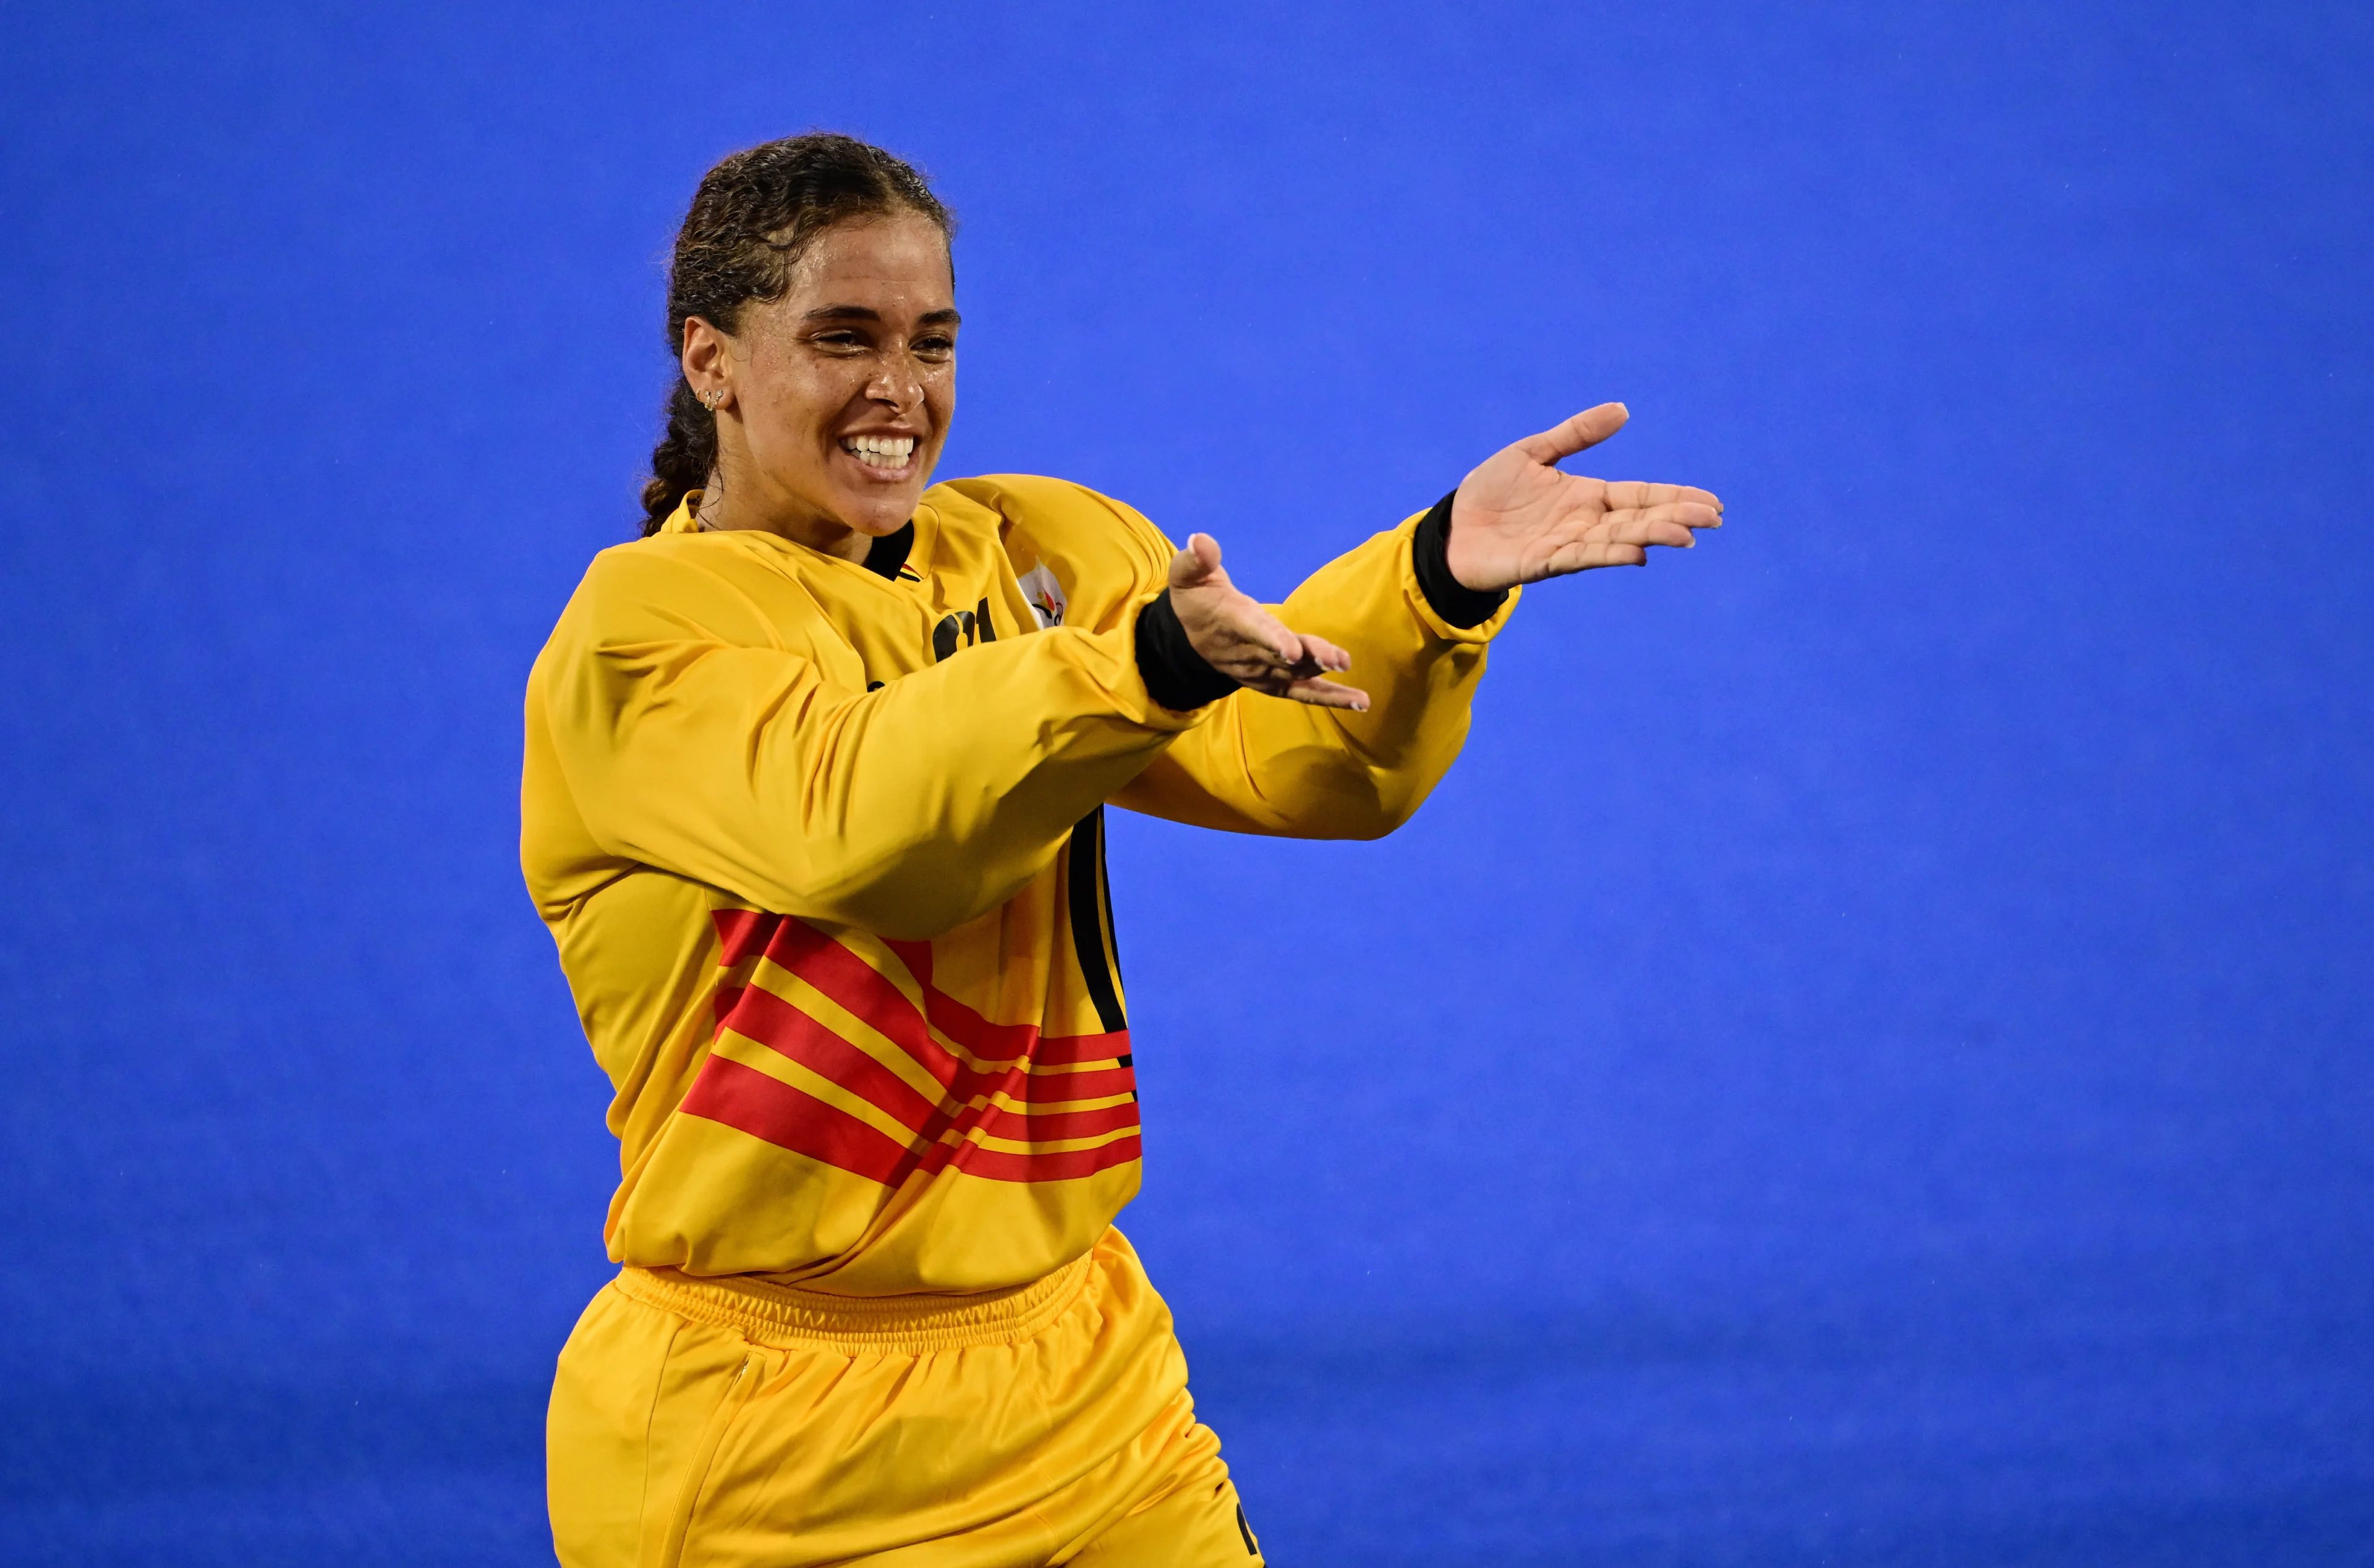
left=2, top=2, right=2368, bottom=1563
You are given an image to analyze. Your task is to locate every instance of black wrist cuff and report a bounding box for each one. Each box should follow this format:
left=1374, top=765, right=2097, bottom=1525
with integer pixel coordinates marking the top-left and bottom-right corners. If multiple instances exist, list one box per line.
left=1135, top=590, right=1241, bottom=711
left=1412, top=491, right=1509, bottom=629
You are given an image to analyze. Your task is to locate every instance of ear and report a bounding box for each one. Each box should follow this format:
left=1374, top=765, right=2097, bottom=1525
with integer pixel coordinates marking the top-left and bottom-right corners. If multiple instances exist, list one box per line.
left=681, top=316, right=734, bottom=410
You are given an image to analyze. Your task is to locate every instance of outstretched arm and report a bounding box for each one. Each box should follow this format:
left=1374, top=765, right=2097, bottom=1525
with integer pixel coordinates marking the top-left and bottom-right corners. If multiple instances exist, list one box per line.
left=1115, top=402, right=1722, bottom=837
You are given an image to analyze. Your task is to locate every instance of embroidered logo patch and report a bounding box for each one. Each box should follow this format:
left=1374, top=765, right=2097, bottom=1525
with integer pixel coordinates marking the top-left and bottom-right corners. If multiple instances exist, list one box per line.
left=1015, top=563, right=1066, bottom=629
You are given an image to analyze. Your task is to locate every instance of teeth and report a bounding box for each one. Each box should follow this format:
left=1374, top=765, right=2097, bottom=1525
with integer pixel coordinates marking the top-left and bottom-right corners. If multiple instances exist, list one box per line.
left=843, top=434, right=916, bottom=468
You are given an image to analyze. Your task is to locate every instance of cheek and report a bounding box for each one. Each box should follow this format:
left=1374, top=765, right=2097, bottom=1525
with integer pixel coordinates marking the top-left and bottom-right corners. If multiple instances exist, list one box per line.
left=751, top=360, right=853, bottom=449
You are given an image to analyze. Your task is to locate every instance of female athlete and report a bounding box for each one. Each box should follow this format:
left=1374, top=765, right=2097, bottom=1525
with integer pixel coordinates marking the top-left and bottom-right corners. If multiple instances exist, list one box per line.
left=523, top=132, right=1720, bottom=1567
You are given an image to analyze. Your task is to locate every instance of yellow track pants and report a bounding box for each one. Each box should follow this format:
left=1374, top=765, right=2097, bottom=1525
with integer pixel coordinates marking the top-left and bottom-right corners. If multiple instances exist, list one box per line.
left=548, top=1229, right=1263, bottom=1567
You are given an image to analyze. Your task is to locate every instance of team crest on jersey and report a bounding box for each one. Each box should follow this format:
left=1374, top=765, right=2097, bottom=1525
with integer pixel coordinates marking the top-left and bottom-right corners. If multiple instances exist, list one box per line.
left=1015, top=564, right=1066, bottom=629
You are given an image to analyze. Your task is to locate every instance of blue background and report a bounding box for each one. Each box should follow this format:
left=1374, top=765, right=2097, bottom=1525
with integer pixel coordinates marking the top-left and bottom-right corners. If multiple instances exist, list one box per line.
left=2, top=2, right=2369, bottom=1563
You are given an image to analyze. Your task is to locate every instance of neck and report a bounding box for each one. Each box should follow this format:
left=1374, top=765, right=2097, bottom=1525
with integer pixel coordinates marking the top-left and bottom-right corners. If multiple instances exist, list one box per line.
left=694, top=469, right=871, bottom=564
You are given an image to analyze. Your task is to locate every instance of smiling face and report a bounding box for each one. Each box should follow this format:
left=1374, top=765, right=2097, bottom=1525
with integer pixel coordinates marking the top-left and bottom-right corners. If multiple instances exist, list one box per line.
left=680, top=210, right=957, bottom=556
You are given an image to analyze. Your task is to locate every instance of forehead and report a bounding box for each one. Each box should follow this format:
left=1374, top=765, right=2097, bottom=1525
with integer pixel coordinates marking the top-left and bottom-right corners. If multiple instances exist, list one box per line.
left=783, top=213, right=953, bottom=303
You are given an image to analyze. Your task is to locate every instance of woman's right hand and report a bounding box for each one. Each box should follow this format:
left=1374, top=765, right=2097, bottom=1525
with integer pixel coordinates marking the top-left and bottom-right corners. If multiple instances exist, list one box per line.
left=1167, top=535, right=1369, bottom=711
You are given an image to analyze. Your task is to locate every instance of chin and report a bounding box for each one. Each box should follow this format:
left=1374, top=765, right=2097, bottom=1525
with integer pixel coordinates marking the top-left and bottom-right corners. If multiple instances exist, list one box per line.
left=824, top=449, right=934, bottom=534
left=837, top=485, right=926, bottom=536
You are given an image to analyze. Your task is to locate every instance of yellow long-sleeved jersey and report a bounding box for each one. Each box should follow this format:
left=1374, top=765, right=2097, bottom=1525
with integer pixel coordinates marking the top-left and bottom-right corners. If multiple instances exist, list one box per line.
left=521, top=475, right=1514, bottom=1296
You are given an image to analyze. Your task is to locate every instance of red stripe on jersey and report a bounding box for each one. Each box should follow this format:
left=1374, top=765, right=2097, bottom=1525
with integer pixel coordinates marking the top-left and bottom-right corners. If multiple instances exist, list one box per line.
left=679, top=1054, right=914, bottom=1187
left=1013, top=1062, right=1137, bottom=1103
left=946, top=1134, right=1143, bottom=1183
left=683, top=1054, right=1143, bottom=1187
left=713, top=982, right=945, bottom=1135
left=718, top=970, right=1136, bottom=1147
left=975, top=1100, right=1143, bottom=1142
left=723, top=973, right=1121, bottom=1125
left=715, top=913, right=1131, bottom=1068
left=1031, top=1028, right=1131, bottom=1066
left=683, top=1052, right=1139, bottom=1188
left=713, top=908, right=775, bottom=967
left=704, top=912, right=1142, bottom=1184
left=882, top=936, right=934, bottom=984
left=757, top=918, right=969, bottom=1080
left=919, top=985, right=1040, bottom=1062
left=880, top=936, right=1117, bottom=1063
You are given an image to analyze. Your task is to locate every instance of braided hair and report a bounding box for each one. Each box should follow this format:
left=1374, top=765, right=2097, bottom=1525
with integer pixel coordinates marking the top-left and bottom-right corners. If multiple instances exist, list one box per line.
left=640, top=133, right=955, bottom=535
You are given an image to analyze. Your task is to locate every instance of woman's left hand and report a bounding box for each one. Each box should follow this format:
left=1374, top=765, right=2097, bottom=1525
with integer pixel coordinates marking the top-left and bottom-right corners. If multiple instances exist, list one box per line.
left=1445, top=403, right=1724, bottom=593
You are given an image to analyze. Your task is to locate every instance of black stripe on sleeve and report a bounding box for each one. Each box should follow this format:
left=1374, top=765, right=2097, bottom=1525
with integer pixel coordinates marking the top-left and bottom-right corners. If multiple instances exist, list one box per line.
left=1066, top=808, right=1128, bottom=1035
left=1411, top=491, right=1510, bottom=629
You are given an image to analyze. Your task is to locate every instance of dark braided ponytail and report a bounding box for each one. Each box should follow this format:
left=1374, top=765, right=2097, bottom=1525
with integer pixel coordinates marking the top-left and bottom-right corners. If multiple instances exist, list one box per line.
left=640, top=133, right=955, bottom=535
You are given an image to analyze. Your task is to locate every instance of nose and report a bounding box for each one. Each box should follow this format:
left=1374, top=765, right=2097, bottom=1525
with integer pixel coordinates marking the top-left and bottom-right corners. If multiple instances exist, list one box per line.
left=865, top=351, right=924, bottom=411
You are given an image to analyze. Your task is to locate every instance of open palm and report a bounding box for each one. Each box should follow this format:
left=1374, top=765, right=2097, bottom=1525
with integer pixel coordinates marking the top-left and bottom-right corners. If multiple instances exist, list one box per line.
left=1168, top=533, right=1368, bottom=711
left=1446, top=404, right=1723, bottom=593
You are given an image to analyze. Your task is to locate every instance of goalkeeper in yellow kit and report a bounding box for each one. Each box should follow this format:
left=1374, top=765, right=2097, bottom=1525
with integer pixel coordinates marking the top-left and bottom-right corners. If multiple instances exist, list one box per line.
left=523, top=133, right=1721, bottom=1567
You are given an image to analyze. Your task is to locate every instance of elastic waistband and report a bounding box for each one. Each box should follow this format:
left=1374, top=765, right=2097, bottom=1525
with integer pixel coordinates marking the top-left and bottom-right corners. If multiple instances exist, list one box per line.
left=610, top=1251, right=1096, bottom=1354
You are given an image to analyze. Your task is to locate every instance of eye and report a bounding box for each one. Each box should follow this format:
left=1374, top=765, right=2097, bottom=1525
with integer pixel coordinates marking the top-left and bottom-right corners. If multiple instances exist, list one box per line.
left=812, top=330, right=866, bottom=350
left=914, top=334, right=955, bottom=357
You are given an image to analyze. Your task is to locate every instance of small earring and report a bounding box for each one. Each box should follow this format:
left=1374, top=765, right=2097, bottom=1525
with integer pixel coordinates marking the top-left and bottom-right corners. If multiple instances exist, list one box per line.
left=702, top=389, right=724, bottom=409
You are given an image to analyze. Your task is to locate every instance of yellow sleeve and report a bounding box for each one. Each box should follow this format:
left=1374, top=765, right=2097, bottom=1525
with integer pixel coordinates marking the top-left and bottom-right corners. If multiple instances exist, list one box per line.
left=1109, top=511, right=1518, bottom=838
left=525, top=543, right=1199, bottom=939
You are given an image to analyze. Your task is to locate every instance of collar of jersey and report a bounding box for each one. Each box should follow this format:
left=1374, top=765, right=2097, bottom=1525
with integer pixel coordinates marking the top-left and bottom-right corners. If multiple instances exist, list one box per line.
left=665, top=491, right=923, bottom=583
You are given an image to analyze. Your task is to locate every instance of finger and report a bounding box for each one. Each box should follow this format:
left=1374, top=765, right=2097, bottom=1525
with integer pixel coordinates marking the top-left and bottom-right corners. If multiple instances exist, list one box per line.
left=1607, top=518, right=1698, bottom=549
left=1288, top=633, right=1353, bottom=675
left=1599, top=501, right=1721, bottom=547
left=1602, top=480, right=1722, bottom=517
left=1282, top=676, right=1370, bottom=712
left=1213, top=600, right=1309, bottom=669
left=1168, top=532, right=1227, bottom=591
left=1512, top=402, right=1629, bottom=465
left=1540, top=539, right=1647, bottom=577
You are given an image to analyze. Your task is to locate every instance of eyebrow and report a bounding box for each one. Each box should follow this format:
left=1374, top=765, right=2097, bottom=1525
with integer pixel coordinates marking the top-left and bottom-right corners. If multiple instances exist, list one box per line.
left=802, top=305, right=963, bottom=327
